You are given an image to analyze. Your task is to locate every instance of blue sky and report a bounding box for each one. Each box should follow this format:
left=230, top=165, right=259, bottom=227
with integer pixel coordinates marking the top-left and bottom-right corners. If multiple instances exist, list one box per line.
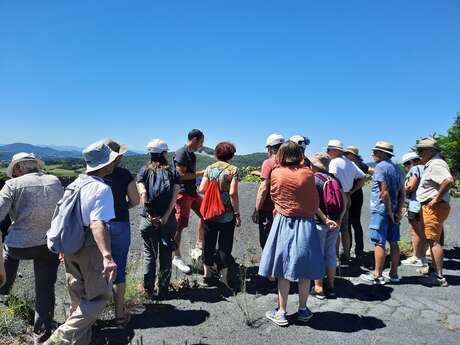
left=0, top=0, right=459, bottom=161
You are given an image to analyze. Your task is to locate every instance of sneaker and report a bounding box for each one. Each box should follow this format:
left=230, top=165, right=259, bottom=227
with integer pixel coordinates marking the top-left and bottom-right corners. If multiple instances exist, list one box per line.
left=297, top=307, right=313, bottom=323
left=401, top=256, right=424, bottom=267
left=360, top=273, right=386, bottom=285
left=310, top=289, right=326, bottom=300
left=34, top=329, right=52, bottom=345
left=172, top=257, right=191, bottom=273
left=382, top=271, right=401, bottom=283
left=265, top=309, right=289, bottom=326
left=432, top=273, right=449, bottom=287
left=416, top=265, right=430, bottom=275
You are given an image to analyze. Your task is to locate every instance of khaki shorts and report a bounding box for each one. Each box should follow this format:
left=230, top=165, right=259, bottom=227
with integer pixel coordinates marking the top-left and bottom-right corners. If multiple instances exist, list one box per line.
left=421, top=202, right=450, bottom=242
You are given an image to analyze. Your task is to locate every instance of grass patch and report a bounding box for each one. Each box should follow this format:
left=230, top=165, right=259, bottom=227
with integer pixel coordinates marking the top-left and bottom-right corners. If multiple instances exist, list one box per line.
left=0, top=294, right=34, bottom=345
left=398, top=239, right=413, bottom=257
left=124, top=258, right=145, bottom=308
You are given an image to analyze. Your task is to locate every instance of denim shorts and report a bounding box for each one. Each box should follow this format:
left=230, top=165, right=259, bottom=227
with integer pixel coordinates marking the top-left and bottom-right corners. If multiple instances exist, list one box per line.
left=369, top=212, right=400, bottom=246
left=108, top=221, right=131, bottom=284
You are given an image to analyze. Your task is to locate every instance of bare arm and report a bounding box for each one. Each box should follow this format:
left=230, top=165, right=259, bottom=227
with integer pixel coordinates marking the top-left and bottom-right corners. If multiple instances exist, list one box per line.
left=176, top=164, right=197, bottom=181
left=405, top=175, right=419, bottom=193
left=90, top=220, right=117, bottom=283
left=198, top=175, right=208, bottom=194
left=395, top=184, right=406, bottom=223
left=338, top=190, right=348, bottom=225
left=126, top=180, right=140, bottom=208
left=136, top=182, right=148, bottom=204
left=349, top=177, right=366, bottom=195
left=379, top=181, right=394, bottom=221
left=430, top=177, right=454, bottom=206
left=255, top=179, right=270, bottom=211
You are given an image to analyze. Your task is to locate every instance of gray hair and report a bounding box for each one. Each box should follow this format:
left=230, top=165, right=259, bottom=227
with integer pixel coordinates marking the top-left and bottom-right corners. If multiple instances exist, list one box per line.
left=16, top=160, right=42, bottom=174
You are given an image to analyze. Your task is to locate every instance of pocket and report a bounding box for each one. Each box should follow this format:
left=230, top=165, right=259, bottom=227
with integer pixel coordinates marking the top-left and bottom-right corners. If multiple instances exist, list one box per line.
left=369, top=213, right=385, bottom=231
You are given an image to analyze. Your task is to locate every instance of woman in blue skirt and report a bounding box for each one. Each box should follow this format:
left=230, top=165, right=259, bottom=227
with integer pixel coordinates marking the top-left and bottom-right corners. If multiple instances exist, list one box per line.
left=259, top=141, right=325, bottom=326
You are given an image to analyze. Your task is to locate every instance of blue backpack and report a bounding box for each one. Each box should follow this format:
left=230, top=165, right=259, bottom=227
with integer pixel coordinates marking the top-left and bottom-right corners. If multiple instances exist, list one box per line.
left=46, top=175, right=95, bottom=254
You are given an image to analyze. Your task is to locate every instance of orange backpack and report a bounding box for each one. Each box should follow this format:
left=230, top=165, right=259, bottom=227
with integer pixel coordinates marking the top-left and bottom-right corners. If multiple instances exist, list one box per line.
left=200, top=165, right=229, bottom=221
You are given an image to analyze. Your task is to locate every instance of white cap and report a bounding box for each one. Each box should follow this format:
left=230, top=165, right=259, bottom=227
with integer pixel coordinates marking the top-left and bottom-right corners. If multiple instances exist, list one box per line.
left=147, top=139, right=169, bottom=153
left=290, top=135, right=310, bottom=149
left=265, top=133, right=285, bottom=147
left=401, top=152, right=420, bottom=164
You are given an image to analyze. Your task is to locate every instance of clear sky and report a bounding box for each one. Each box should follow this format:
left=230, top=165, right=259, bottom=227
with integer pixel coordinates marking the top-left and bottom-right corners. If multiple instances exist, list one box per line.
left=0, top=0, right=459, bottom=161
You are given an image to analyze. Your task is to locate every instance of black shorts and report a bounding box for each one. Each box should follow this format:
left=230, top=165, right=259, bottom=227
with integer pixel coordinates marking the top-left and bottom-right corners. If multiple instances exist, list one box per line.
left=407, top=211, right=420, bottom=221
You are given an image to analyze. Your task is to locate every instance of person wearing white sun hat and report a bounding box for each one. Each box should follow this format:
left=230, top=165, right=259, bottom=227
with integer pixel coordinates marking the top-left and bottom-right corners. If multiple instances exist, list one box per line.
left=400, top=152, right=427, bottom=269
left=290, top=135, right=311, bottom=167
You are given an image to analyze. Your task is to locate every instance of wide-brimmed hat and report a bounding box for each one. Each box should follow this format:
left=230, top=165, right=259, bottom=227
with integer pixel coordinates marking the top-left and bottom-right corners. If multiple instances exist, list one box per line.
left=415, top=137, right=439, bottom=151
left=266, top=133, right=285, bottom=147
left=401, top=152, right=420, bottom=165
left=102, top=138, right=128, bottom=155
left=310, top=152, right=330, bottom=172
left=372, top=141, right=394, bottom=156
left=327, top=139, right=344, bottom=151
left=345, top=145, right=359, bottom=156
left=6, top=152, right=45, bottom=178
left=83, top=140, right=121, bottom=173
left=147, top=139, right=169, bottom=154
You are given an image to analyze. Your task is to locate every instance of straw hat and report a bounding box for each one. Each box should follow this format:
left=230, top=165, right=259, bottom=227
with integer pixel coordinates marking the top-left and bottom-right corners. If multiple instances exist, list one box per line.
left=6, top=152, right=45, bottom=178
left=327, top=139, right=344, bottom=151
left=415, top=137, right=439, bottom=151
left=345, top=145, right=359, bottom=156
left=310, top=152, right=330, bottom=172
left=83, top=140, right=122, bottom=173
left=372, top=141, right=394, bottom=156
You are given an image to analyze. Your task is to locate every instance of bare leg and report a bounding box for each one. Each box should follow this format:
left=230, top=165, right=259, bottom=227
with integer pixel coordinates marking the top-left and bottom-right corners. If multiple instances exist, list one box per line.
left=196, top=218, right=205, bottom=248
left=389, top=241, right=400, bottom=276
left=430, top=241, right=444, bottom=276
left=112, top=283, right=126, bottom=319
left=277, top=278, right=290, bottom=313
left=298, top=279, right=310, bottom=309
left=374, top=245, right=386, bottom=277
left=313, top=279, right=323, bottom=293
left=409, top=219, right=425, bottom=258
left=174, top=228, right=184, bottom=257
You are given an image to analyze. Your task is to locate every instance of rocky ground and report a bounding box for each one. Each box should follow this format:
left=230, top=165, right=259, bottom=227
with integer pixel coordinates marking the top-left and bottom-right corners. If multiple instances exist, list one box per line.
left=5, top=184, right=460, bottom=345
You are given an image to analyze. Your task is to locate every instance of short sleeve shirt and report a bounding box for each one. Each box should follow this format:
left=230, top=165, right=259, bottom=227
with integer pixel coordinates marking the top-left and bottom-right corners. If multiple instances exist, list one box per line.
left=329, top=156, right=365, bottom=193
left=271, top=166, right=319, bottom=218
left=173, top=146, right=197, bottom=196
left=260, top=157, right=276, bottom=213
left=416, top=154, right=452, bottom=203
left=136, top=165, right=181, bottom=217
left=371, top=160, right=404, bottom=215
left=405, top=165, right=424, bottom=213
left=78, top=176, right=115, bottom=227
left=204, top=161, right=240, bottom=223
left=104, top=167, right=134, bottom=222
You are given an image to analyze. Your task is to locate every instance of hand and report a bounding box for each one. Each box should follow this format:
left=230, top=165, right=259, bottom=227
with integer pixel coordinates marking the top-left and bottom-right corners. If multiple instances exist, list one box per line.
left=428, top=198, right=439, bottom=208
left=102, top=256, right=117, bottom=284
left=394, top=212, right=402, bottom=224
left=235, top=214, right=241, bottom=227
left=251, top=209, right=259, bottom=224
left=59, top=253, right=65, bottom=264
left=325, top=219, right=338, bottom=230
left=0, top=262, right=6, bottom=288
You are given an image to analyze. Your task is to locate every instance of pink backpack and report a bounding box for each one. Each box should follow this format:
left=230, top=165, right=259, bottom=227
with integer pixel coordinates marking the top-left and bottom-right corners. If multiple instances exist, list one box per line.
left=315, top=173, right=344, bottom=218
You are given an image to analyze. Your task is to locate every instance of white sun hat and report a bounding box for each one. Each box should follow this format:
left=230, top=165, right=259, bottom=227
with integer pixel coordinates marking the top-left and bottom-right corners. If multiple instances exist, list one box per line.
left=147, top=139, right=169, bottom=153
left=6, top=152, right=45, bottom=178
left=265, top=133, right=285, bottom=147
left=401, top=152, right=420, bottom=165
left=327, top=139, right=344, bottom=151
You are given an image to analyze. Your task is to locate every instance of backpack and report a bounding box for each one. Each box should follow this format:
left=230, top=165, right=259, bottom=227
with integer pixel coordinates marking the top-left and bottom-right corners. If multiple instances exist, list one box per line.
left=200, top=165, right=229, bottom=221
left=142, top=166, right=175, bottom=217
left=46, top=175, right=95, bottom=254
left=315, top=172, right=344, bottom=218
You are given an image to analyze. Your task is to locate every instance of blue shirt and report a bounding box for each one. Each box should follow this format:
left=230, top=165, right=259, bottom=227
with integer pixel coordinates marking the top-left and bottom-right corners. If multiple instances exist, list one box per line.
left=406, top=165, right=424, bottom=213
left=371, top=160, right=404, bottom=215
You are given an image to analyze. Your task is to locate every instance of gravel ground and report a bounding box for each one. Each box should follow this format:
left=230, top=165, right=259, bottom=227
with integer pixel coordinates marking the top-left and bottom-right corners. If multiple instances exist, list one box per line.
left=6, top=184, right=460, bottom=345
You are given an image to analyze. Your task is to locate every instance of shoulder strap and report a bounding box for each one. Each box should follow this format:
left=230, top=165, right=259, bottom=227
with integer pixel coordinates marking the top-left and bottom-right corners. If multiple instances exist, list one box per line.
left=314, top=172, right=328, bottom=183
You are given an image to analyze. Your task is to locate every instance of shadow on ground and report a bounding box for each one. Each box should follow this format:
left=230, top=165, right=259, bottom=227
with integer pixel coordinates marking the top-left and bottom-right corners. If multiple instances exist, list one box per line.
left=304, top=311, right=386, bottom=332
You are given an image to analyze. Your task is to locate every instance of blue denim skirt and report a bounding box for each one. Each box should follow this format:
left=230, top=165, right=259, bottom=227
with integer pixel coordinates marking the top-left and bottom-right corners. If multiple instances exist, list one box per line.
left=108, top=221, right=131, bottom=284
left=258, top=213, right=324, bottom=281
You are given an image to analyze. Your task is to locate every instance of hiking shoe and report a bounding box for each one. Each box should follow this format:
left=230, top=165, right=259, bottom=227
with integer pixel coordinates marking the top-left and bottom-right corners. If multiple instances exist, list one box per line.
left=431, top=273, right=449, bottom=287
left=310, top=289, right=326, bottom=300
left=382, top=271, right=400, bottom=283
left=360, top=273, right=386, bottom=285
left=33, top=329, right=51, bottom=345
left=265, top=309, right=289, bottom=326
left=297, top=307, right=313, bottom=323
left=401, top=256, right=424, bottom=267
left=416, top=265, right=430, bottom=275
left=172, top=257, right=191, bottom=273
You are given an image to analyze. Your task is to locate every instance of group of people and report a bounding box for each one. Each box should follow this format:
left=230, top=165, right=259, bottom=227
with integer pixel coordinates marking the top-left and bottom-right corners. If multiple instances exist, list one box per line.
left=0, top=130, right=454, bottom=343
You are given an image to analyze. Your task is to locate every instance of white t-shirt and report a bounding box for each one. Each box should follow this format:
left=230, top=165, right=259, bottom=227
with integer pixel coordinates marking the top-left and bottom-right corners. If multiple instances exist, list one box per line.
left=329, top=156, right=366, bottom=193
left=79, top=176, right=115, bottom=226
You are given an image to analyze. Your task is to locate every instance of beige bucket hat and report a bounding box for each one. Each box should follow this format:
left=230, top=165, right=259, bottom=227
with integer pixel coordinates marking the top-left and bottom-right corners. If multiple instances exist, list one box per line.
left=83, top=140, right=122, bottom=173
left=415, top=137, right=439, bottom=151
left=6, top=152, right=45, bottom=178
left=345, top=145, right=359, bottom=156
left=372, top=141, right=394, bottom=156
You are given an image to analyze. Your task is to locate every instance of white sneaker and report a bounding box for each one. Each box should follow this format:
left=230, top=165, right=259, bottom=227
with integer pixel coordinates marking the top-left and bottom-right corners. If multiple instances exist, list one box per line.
left=360, top=273, right=386, bottom=285
left=382, top=271, right=401, bottom=283
left=172, top=257, right=191, bottom=273
left=401, top=256, right=424, bottom=267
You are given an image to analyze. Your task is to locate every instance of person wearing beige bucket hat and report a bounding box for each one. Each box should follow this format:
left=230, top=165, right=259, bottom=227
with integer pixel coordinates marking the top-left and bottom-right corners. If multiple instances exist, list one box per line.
left=0, top=152, right=63, bottom=344
left=327, top=139, right=366, bottom=263
left=360, top=141, right=405, bottom=285
left=46, top=140, right=119, bottom=345
left=415, top=137, right=454, bottom=286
